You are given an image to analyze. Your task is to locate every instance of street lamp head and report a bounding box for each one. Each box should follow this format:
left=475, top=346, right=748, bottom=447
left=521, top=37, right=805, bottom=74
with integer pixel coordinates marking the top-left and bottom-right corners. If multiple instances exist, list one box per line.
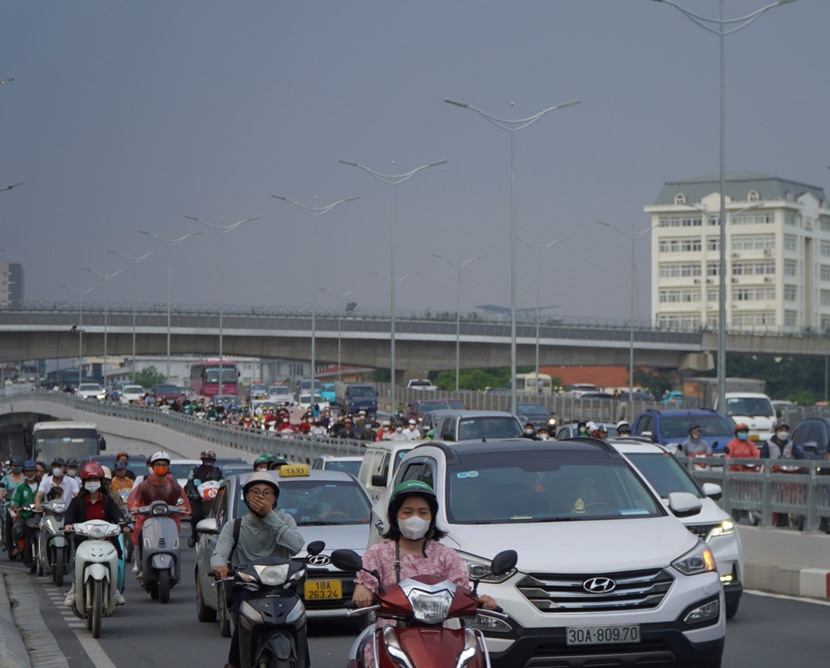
left=271, top=195, right=287, bottom=201
left=137, top=230, right=149, bottom=236
left=339, top=160, right=358, bottom=167
left=444, top=99, right=469, bottom=108
left=428, top=160, right=448, bottom=168
left=343, top=196, right=360, bottom=203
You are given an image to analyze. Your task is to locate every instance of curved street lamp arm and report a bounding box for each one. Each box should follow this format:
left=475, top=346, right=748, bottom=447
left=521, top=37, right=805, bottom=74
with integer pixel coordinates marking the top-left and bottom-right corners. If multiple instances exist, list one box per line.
left=517, top=236, right=571, bottom=252
left=138, top=230, right=203, bottom=246
left=445, top=99, right=580, bottom=133
left=653, top=0, right=794, bottom=36
left=185, top=215, right=259, bottom=234
left=271, top=194, right=359, bottom=217
left=339, top=159, right=446, bottom=186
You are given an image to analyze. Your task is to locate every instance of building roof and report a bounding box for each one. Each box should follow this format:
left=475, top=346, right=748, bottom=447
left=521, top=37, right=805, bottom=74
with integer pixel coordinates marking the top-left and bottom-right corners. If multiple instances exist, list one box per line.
left=654, top=171, right=827, bottom=206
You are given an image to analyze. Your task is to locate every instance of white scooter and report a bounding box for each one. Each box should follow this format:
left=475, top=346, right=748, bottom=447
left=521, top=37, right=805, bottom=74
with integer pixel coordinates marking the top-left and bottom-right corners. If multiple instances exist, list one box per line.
left=66, top=520, right=124, bottom=638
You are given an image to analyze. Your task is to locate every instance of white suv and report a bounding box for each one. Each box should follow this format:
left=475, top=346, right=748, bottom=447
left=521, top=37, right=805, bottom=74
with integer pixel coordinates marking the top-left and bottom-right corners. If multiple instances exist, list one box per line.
left=370, top=439, right=725, bottom=668
left=605, top=437, right=743, bottom=619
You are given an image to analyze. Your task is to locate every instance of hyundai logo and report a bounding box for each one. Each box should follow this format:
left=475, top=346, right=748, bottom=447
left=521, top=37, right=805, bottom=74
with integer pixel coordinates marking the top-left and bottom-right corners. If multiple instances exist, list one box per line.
left=307, top=554, right=331, bottom=566
left=582, top=577, right=616, bottom=594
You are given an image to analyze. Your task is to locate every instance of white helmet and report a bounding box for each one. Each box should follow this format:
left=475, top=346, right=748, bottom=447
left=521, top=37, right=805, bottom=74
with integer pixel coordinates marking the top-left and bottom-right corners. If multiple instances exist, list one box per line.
left=149, top=451, right=171, bottom=465
left=586, top=421, right=598, bottom=431
left=616, top=420, right=629, bottom=429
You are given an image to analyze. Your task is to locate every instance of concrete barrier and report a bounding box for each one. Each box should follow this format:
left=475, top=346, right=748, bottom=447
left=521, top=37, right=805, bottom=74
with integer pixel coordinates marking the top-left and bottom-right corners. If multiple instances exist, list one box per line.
left=0, top=573, right=32, bottom=668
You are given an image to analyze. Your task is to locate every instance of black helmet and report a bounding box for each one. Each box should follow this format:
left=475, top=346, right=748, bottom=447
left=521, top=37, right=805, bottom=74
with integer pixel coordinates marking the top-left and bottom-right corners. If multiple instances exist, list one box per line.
left=386, top=481, right=440, bottom=540
left=688, top=424, right=702, bottom=433
left=66, top=458, right=79, bottom=468
left=268, top=457, right=289, bottom=471
left=9, top=456, right=23, bottom=468
left=774, top=421, right=790, bottom=431
left=51, top=457, right=66, bottom=467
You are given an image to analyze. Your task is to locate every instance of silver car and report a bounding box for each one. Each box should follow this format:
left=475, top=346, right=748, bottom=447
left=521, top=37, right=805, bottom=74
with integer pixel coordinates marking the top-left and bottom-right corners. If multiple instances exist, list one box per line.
left=193, top=468, right=372, bottom=634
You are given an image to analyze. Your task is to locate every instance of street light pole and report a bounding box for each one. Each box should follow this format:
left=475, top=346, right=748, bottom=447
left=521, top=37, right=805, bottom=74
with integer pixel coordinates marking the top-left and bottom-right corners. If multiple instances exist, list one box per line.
left=137, top=230, right=203, bottom=380
left=516, top=237, right=570, bottom=395
left=271, top=194, right=358, bottom=391
left=82, top=267, right=126, bottom=387
left=339, top=158, right=445, bottom=414
left=106, top=249, right=162, bottom=383
left=185, top=216, right=260, bottom=395
left=431, top=254, right=487, bottom=392
left=650, top=0, right=798, bottom=411
left=59, top=283, right=100, bottom=388
left=444, top=97, right=580, bottom=411
left=319, top=287, right=360, bottom=382
left=596, top=222, right=654, bottom=420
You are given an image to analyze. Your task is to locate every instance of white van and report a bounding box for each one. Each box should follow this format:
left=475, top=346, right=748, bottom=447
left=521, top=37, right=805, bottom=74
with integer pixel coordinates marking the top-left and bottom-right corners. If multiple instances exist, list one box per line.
left=717, top=392, right=775, bottom=441
left=356, top=440, right=424, bottom=502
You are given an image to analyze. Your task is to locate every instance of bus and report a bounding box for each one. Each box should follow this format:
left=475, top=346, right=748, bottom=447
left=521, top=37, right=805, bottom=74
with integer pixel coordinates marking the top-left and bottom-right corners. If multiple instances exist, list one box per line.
left=31, top=421, right=104, bottom=463
left=189, top=360, right=240, bottom=398
left=515, top=373, right=553, bottom=395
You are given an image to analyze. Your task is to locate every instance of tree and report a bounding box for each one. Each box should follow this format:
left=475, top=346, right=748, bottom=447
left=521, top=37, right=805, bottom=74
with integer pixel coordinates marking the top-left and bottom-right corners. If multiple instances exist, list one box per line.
left=634, top=369, right=672, bottom=399
left=134, top=366, right=166, bottom=389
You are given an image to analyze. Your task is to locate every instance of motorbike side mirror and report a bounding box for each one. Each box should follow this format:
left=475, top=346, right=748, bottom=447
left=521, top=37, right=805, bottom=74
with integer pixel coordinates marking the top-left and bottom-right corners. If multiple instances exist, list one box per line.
left=491, top=549, right=518, bottom=576
left=331, top=549, right=362, bottom=572
left=306, top=540, right=325, bottom=557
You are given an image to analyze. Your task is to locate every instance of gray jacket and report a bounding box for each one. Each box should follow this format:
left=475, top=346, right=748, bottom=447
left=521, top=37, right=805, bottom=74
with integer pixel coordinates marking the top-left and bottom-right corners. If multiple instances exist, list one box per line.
left=210, top=510, right=304, bottom=570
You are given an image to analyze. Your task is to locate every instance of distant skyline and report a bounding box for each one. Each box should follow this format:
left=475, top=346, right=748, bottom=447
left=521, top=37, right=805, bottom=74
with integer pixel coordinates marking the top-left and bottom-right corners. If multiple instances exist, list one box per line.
left=1, top=1, right=826, bottom=321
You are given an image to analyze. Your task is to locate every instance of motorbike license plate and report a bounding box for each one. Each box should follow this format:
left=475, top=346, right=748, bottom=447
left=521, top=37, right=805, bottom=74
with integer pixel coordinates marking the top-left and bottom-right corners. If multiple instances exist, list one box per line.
left=566, top=625, right=640, bottom=646
left=304, top=580, right=342, bottom=600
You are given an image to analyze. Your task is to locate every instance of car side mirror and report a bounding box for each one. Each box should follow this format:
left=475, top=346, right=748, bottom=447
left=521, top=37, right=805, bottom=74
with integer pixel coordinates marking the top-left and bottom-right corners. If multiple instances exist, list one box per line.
left=491, top=549, right=518, bottom=576
left=371, top=474, right=387, bottom=488
left=701, top=483, right=722, bottom=501
left=668, top=492, right=702, bottom=518
left=195, top=518, right=219, bottom=534
left=803, top=441, right=818, bottom=453
left=306, top=540, right=325, bottom=557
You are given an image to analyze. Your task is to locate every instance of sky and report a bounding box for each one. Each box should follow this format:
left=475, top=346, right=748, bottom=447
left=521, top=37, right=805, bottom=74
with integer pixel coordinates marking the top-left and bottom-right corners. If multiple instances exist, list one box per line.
left=1, top=0, right=827, bottom=323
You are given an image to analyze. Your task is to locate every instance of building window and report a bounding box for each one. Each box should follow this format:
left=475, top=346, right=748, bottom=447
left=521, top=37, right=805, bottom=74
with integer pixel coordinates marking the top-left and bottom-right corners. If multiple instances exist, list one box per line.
left=786, top=261, right=798, bottom=278
left=732, top=260, right=775, bottom=276
left=674, top=193, right=687, bottom=205
left=659, top=216, right=703, bottom=228
left=659, top=288, right=701, bottom=303
left=821, top=266, right=830, bottom=282
left=707, top=262, right=720, bottom=277
left=733, top=287, right=775, bottom=302
left=820, top=217, right=830, bottom=233
left=784, top=286, right=797, bottom=302
left=785, top=311, right=797, bottom=328
left=659, top=263, right=702, bottom=278
left=732, top=235, right=775, bottom=252
left=784, top=213, right=797, bottom=227
left=731, top=212, right=774, bottom=225
left=659, top=238, right=702, bottom=253
left=821, top=291, right=830, bottom=307
left=656, top=314, right=701, bottom=329
left=733, top=312, right=776, bottom=327
left=784, top=235, right=797, bottom=252
left=707, top=289, right=718, bottom=302
left=747, top=190, right=760, bottom=202
left=707, top=237, right=720, bottom=252
left=821, top=243, right=830, bottom=258
left=822, top=316, right=830, bottom=333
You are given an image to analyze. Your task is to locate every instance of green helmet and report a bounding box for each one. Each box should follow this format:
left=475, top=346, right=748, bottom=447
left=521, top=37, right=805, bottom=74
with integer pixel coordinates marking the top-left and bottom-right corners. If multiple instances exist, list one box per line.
left=254, top=453, right=272, bottom=464
left=387, top=480, right=439, bottom=540
left=390, top=480, right=436, bottom=503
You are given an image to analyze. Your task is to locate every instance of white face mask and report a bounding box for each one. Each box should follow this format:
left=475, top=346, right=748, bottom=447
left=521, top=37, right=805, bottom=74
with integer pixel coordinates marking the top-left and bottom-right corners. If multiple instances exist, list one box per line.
left=52, top=467, right=63, bottom=477
left=777, top=432, right=789, bottom=440
left=67, top=469, right=77, bottom=478
left=395, top=427, right=403, bottom=433
left=398, top=516, right=430, bottom=541
left=84, top=481, right=101, bottom=493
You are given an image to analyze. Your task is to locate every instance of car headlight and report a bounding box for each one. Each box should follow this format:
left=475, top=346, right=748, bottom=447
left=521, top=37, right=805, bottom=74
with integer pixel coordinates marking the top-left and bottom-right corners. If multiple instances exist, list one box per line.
left=548, top=418, right=557, bottom=426
left=407, top=587, right=453, bottom=624
left=709, top=520, right=734, bottom=538
left=458, top=551, right=516, bottom=584
left=672, top=541, right=716, bottom=576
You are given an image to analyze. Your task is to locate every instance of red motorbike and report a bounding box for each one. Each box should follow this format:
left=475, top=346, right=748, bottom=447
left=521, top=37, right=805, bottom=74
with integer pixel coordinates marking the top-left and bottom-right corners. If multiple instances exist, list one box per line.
left=331, top=548, right=517, bottom=668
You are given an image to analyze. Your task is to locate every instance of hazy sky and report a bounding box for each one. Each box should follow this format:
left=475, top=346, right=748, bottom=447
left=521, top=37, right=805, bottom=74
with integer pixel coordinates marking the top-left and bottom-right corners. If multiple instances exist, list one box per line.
left=2, top=1, right=827, bottom=322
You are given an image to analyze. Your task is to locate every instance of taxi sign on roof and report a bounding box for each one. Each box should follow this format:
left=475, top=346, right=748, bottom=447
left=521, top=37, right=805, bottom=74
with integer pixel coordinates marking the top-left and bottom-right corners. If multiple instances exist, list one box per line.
left=279, top=464, right=310, bottom=478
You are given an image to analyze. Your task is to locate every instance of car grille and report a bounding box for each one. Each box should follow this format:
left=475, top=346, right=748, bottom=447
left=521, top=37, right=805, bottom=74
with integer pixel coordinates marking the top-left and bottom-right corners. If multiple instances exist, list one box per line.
left=517, top=568, right=673, bottom=613
left=686, top=523, right=720, bottom=542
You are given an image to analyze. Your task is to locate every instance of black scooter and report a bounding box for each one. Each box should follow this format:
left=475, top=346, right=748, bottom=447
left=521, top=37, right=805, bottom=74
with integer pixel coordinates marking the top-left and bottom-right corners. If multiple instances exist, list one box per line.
left=213, top=540, right=325, bottom=668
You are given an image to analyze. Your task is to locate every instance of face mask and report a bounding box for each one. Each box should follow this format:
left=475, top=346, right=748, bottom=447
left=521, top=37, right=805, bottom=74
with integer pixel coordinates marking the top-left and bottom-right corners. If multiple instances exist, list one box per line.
left=737, top=432, right=748, bottom=441
left=84, top=481, right=101, bottom=493
left=24, top=472, right=36, bottom=480
left=395, top=427, right=403, bottom=433
left=578, top=428, right=587, bottom=434
left=11, top=466, right=22, bottom=474
left=777, top=432, right=789, bottom=440
left=539, top=434, right=549, bottom=441
left=52, top=467, right=63, bottom=477
left=203, top=461, right=214, bottom=469
left=67, top=469, right=77, bottom=478
left=154, top=465, right=170, bottom=476
left=398, top=516, right=430, bottom=541
left=524, top=428, right=534, bottom=434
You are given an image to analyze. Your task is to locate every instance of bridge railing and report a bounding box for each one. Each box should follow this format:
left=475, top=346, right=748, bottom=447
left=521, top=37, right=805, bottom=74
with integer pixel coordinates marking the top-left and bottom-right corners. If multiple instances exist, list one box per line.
left=0, top=392, right=365, bottom=464
left=681, top=456, right=830, bottom=532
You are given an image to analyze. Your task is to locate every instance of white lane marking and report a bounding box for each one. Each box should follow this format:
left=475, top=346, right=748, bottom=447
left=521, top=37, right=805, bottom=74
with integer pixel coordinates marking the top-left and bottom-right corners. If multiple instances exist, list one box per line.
left=745, top=589, right=830, bottom=607
left=72, top=630, right=119, bottom=668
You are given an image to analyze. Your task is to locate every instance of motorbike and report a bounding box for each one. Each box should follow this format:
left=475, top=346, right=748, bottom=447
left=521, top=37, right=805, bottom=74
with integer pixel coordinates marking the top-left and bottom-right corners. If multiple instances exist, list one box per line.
left=66, top=519, right=125, bottom=638
left=212, top=540, right=326, bottom=668
left=133, top=500, right=187, bottom=604
left=36, top=498, right=71, bottom=586
left=13, top=504, right=42, bottom=572
left=331, top=548, right=517, bottom=668
left=118, top=490, right=134, bottom=563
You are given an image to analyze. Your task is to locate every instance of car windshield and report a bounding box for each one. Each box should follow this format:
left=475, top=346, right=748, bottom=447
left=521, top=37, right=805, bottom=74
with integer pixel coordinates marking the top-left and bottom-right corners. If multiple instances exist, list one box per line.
left=236, top=480, right=370, bottom=525
left=79, top=384, right=100, bottom=391
left=458, top=416, right=522, bottom=440
left=348, top=387, right=375, bottom=398
left=169, top=463, right=197, bottom=480
left=416, top=401, right=449, bottom=412
left=221, top=464, right=251, bottom=477
left=446, top=449, right=664, bottom=524
left=725, top=397, right=774, bottom=417
left=124, top=386, right=144, bottom=394
left=300, top=393, right=324, bottom=404
left=409, top=381, right=432, bottom=387
left=659, top=415, right=733, bottom=440
left=624, top=452, right=702, bottom=498
left=516, top=404, right=549, bottom=417
left=447, top=400, right=465, bottom=409
left=321, top=383, right=335, bottom=391
left=269, top=386, right=290, bottom=395
left=323, top=460, right=361, bottom=477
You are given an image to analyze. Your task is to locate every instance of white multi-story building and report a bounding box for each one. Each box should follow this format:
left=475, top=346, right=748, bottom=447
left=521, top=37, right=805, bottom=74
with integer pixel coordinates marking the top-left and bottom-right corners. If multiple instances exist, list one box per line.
left=645, top=171, right=830, bottom=331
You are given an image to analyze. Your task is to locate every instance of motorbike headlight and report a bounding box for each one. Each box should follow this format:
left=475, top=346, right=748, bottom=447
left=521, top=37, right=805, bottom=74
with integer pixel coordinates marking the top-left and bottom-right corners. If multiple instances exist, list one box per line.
left=152, top=504, right=169, bottom=516
left=709, top=520, right=735, bottom=538
left=672, top=541, right=716, bottom=576
left=88, top=525, right=107, bottom=539
left=52, top=503, right=66, bottom=513
left=407, top=587, right=453, bottom=625
left=253, top=564, right=289, bottom=586
left=458, top=551, right=516, bottom=584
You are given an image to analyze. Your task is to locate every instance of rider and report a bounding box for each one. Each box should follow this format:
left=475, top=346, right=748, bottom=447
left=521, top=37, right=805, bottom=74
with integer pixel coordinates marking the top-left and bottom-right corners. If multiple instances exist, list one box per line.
left=114, top=452, right=137, bottom=481
left=35, top=457, right=80, bottom=511
left=210, top=472, right=304, bottom=668
left=760, top=421, right=804, bottom=460
left=65, top=458, right=80, bottom=480
left=184, top=450, right=224, bottom=548
left=1, top=457, right=25, bottom=559
left=10, top=460, right=41, bottom=565
left=352, top=481, right=497, bottom=668
left=616, top=421, right=632, bottom=437
left=724, top=423, right=760, bottom=470
left=252, top=454, right=272, bottom=473
left=576, top=420, right=589, bottom=437
left=109, top=461, right=135, bottom=493
left=681, top=424, right=712, bottom=456
left=522, top=423, right=538, bottom=439
left=63, top=462, right=127, bottom=607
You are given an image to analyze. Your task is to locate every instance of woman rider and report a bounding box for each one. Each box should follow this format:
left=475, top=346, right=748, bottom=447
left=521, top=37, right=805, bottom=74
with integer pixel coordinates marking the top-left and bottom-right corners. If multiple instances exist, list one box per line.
left=352, top=481, right=497, bottom=668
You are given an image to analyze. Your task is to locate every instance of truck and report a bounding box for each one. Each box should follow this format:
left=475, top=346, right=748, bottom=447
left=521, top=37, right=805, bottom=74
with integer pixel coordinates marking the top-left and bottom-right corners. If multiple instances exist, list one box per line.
left=334, top=382, right=378, bottom=416
left=681, top=377, right=766, bottom=410
left=681, top=377, right=775, bottom=440
left=30, top=420, right=105, bottom=463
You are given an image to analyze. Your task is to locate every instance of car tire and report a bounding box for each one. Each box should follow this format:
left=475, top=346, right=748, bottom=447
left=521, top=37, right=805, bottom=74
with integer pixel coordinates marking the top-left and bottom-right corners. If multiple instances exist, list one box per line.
left=725, top=596, right=740, bottom=620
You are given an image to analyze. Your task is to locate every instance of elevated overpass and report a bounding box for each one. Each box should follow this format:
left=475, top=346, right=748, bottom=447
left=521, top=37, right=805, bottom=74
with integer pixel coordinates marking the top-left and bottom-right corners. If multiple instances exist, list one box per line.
left=3, top=302, right=829, bottom=379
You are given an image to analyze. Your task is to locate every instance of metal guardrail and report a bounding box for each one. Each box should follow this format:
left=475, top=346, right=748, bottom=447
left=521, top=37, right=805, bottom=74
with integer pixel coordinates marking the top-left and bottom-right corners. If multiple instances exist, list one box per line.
left=681, top=456, right=830, bottom=532
left=0, top=392, right=366, bottom=465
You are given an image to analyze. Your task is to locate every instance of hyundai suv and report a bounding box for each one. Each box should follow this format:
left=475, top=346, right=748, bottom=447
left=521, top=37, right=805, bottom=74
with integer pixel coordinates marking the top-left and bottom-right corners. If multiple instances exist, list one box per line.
left=632, top=409, right=734, bottom=454
left=369, top=439, right=725, bottom=667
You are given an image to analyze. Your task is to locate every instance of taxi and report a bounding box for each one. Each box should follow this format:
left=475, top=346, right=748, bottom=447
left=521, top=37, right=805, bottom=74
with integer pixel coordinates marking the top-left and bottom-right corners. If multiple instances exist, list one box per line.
left=193, top=464, right=372, bottom=633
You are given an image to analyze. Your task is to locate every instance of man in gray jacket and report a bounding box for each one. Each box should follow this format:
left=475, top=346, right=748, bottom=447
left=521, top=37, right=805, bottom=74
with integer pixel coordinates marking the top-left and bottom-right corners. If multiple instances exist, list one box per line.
left=211, top=472, right=305, bottom=668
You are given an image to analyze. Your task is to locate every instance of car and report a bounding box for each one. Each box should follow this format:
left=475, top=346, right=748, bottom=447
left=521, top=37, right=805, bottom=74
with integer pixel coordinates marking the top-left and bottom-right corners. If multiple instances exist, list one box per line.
left=661, top=391, right=686, bottom=406
left=408, top=398, right=465, bottom=421
left=605, top=437, right=744, bottom=619
left=267, top=384, right=294, bottom=406
left=76, top=383, right=105, bottom=400
left=152, top=383, right=185, bottom=404
left=632, top=409, right=735, bottom=454
left=577, top=391, right=618, bottom=401
left=248, top=383, right=268, bottom=400
left=719, top=392, right=776, bottom=442
left=119, top=385, right=146, bottom=404
left=434, top=410, right=524, bottom=442
left=555, top=421, right=619, bottom=439
left=357, top=441, right=421, bottom=503
left=510, top=403, right=557, bottom=431
left=771, top=399, right=795, bottom=418
left=87, top=453, right=148, bottom=472
left=169, top=459, right=200, bottom=487
left=789, top=417, right=830, bottom=460
left=298, top=392, right=329, bottom=412
left=193, top=466, right=372, bottom=629
left=619, top=391, right=655, bottom=401
left=406, top=379, right=437, bottom=391
left=562, top=383, right=599, bottom=397
left=311, top=455, right=363, bottom=478
left=368, top=439, right=724, bottom=668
